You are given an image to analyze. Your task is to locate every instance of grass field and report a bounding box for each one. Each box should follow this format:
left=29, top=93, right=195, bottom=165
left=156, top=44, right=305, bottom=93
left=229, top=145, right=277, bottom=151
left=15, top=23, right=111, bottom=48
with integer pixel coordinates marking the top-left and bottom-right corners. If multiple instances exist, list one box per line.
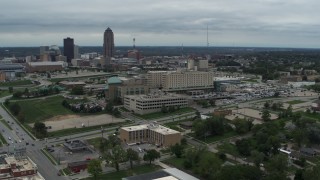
left=84, top=164, right=162, bottom=180
left=9, top=96, right=76, bottom=123
left=163, top=156, right=185, bottom=169
left=217, top=142, right=239, bottom=157
left=86, top=137, right=105, bottom=151
left=0, top=80, right=33, bottom=86
left=0, top=90, right=12, bottom=98
left=134, top=107, right=195, bottom=120
left=286, top=100, right=305, bottom=105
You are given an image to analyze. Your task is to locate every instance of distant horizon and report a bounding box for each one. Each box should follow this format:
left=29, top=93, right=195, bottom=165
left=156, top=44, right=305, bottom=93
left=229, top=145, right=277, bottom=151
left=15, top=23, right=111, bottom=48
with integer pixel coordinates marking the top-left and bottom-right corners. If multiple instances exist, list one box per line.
left=1, top=45, right=320, bottom=50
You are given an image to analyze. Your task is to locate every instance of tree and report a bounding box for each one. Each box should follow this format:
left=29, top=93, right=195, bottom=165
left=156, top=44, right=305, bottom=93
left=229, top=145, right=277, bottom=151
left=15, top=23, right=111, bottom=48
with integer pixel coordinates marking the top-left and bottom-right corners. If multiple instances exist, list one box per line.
left=105, top=145, right=127, bottom=171
left=113, top=108, right=121, bottom=117
left=265, top=154, right=288, bottom=178
left=105, top=102, right=114, bottom=114
left=4, top=99, right=10, bottom=106
left=261, top=110, right=271, bottom=122
left=196, top=152, right=222, bottom=179
left=236, top=139, right=252, bottom=156
left=12, top=91, right=23, bottom=98
left=292, top=129, right=307, bottom=147
left=161, top=105, right=168, bottom=113
left=234, top=118, right=253, bottom=134
left=251, top=150, right=265, bottom=167
left=10, top=103, right=21, bottom=116
left=274, top=91, right=280, bottom=97
left=264, top=101, right=270, bottom=109
left=195, top=111, right=201, bottom=119
left=17, top=112, right=25, bottom=123
left=170, top=143, right=184, bottom=158
left=8, top=87, right=13, bottom=93
left=33, top=121, right=47, bottom=138
left=71, top=86, right=84, bottom=95
left=193, top=121, right=207, bottom=138
left=209, top=99, right=216, bottom=107
left=286, top=105, right=293, bottom=117
left=87, top=159, right=102, bottom=180
left=143, top=149, right=160, bottom=164
left=303, top=162, right=320, bottom=180
left=168, top=106, right=175, bottom=113
left=126, top=148, right=139, bottom=169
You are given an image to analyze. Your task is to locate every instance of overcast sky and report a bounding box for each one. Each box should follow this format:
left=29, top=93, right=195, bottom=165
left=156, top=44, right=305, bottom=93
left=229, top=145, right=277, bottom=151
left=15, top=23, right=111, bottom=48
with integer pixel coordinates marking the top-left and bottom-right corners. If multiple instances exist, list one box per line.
left=1, top=0, right=320, bottom=48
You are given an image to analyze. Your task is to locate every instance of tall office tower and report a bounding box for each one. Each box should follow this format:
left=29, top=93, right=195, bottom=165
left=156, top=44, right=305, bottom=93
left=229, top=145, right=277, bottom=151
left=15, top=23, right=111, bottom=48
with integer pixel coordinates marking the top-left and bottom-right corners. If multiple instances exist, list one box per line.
left=103, top=27, right=114, bottom=58
left=74, top=45, right=79, bottom=59
left=63, top=37, right=74, bottom=63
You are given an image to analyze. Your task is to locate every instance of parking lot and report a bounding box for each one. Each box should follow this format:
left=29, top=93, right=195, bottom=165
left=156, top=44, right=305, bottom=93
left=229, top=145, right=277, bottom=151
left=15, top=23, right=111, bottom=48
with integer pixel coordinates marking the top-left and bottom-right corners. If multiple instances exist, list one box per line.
left=47, top=142, right=100, bottom=164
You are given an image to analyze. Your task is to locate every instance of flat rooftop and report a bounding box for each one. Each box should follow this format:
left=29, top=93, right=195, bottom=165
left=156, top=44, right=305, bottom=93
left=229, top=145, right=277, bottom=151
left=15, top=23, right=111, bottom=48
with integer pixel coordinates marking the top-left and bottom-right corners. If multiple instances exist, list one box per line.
left=126, top=93, right=185, bottom=101
left=121, top=124, right=180, bottom=135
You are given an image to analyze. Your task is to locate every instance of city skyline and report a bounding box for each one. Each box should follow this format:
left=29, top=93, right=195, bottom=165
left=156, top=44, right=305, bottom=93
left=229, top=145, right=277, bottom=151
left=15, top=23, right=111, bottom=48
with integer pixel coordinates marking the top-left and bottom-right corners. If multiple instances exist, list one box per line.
left=1, top=0, right=320, bottom=48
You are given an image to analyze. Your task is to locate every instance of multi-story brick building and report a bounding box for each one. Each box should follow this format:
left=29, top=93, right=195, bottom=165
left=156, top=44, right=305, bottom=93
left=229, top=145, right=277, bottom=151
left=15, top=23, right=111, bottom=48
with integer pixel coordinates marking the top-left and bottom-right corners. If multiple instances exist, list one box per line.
left=120, top=123, right=182, bottom=147
left=0, top=155, right=41, bottom=179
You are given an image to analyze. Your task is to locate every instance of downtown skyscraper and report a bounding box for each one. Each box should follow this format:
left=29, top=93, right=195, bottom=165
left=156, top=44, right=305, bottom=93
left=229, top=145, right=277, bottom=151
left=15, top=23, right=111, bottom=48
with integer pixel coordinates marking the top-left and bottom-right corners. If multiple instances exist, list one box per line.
left=103, top=27, right=114, bottom=58
left=63, top=37, right=74, bottom=63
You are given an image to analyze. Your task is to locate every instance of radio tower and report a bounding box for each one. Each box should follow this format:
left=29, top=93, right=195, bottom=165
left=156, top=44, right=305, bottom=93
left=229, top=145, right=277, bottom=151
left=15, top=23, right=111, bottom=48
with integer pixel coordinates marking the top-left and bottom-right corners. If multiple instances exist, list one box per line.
left=133, top=38, right=136, bottom=49
left=207, top=25, right=209, bottom=51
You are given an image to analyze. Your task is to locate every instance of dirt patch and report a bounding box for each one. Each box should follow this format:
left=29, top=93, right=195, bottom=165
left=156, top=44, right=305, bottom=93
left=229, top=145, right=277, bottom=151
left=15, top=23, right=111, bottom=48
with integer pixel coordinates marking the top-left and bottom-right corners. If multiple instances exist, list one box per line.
left=46, top=115, right=80, bottom=121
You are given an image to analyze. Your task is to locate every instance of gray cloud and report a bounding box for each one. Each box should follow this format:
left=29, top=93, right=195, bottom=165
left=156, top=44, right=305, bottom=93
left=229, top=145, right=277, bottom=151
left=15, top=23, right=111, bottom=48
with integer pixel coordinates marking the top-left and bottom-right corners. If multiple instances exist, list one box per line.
left=0, top=0, right=320, bottom=47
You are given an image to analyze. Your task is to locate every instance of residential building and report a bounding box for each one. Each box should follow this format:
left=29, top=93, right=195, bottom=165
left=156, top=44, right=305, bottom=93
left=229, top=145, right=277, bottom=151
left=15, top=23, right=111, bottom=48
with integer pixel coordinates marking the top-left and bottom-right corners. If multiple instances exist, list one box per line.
left=64, top=37, right=74, bottom=63
left=103, top=27, right=114, bottom=58
left=124, top=92, right=188, bottom=115
left=120, top=123, right=182, bottom=147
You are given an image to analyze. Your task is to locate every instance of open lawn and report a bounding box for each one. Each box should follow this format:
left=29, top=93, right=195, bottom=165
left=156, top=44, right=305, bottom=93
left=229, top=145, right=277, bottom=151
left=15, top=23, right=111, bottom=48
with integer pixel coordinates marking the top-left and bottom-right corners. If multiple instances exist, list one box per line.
left=0, top=90, right=12, bottom=98
left=84, top=164, right=162, bottom=180
left=217, top=142, right=239, bottom=157
left=134, top=107, right=195, bottom=120
left=300, top=112, right=320, bottom=120
left=163, top=156, right=185, bottom=169
left=0, top=80, right=33, bottom=87
left=286, top=100, right=305, bottom=105
left=9, top=96, right=78, bottom=123
left=86, top=137, right=105, bottom=151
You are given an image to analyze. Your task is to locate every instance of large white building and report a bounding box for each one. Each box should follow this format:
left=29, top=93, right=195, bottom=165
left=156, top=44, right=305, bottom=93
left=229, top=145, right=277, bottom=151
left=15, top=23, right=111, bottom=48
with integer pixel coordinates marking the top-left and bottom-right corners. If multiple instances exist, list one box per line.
left=146, top=70, right=214, bottom=91
left=124, top=92, right=188, bottom=115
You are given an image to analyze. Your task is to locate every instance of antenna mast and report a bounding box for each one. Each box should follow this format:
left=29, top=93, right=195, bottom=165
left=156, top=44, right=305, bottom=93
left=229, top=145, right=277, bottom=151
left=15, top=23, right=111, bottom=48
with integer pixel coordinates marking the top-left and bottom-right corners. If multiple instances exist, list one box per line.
left=133, top=38, right=136, bottom=49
